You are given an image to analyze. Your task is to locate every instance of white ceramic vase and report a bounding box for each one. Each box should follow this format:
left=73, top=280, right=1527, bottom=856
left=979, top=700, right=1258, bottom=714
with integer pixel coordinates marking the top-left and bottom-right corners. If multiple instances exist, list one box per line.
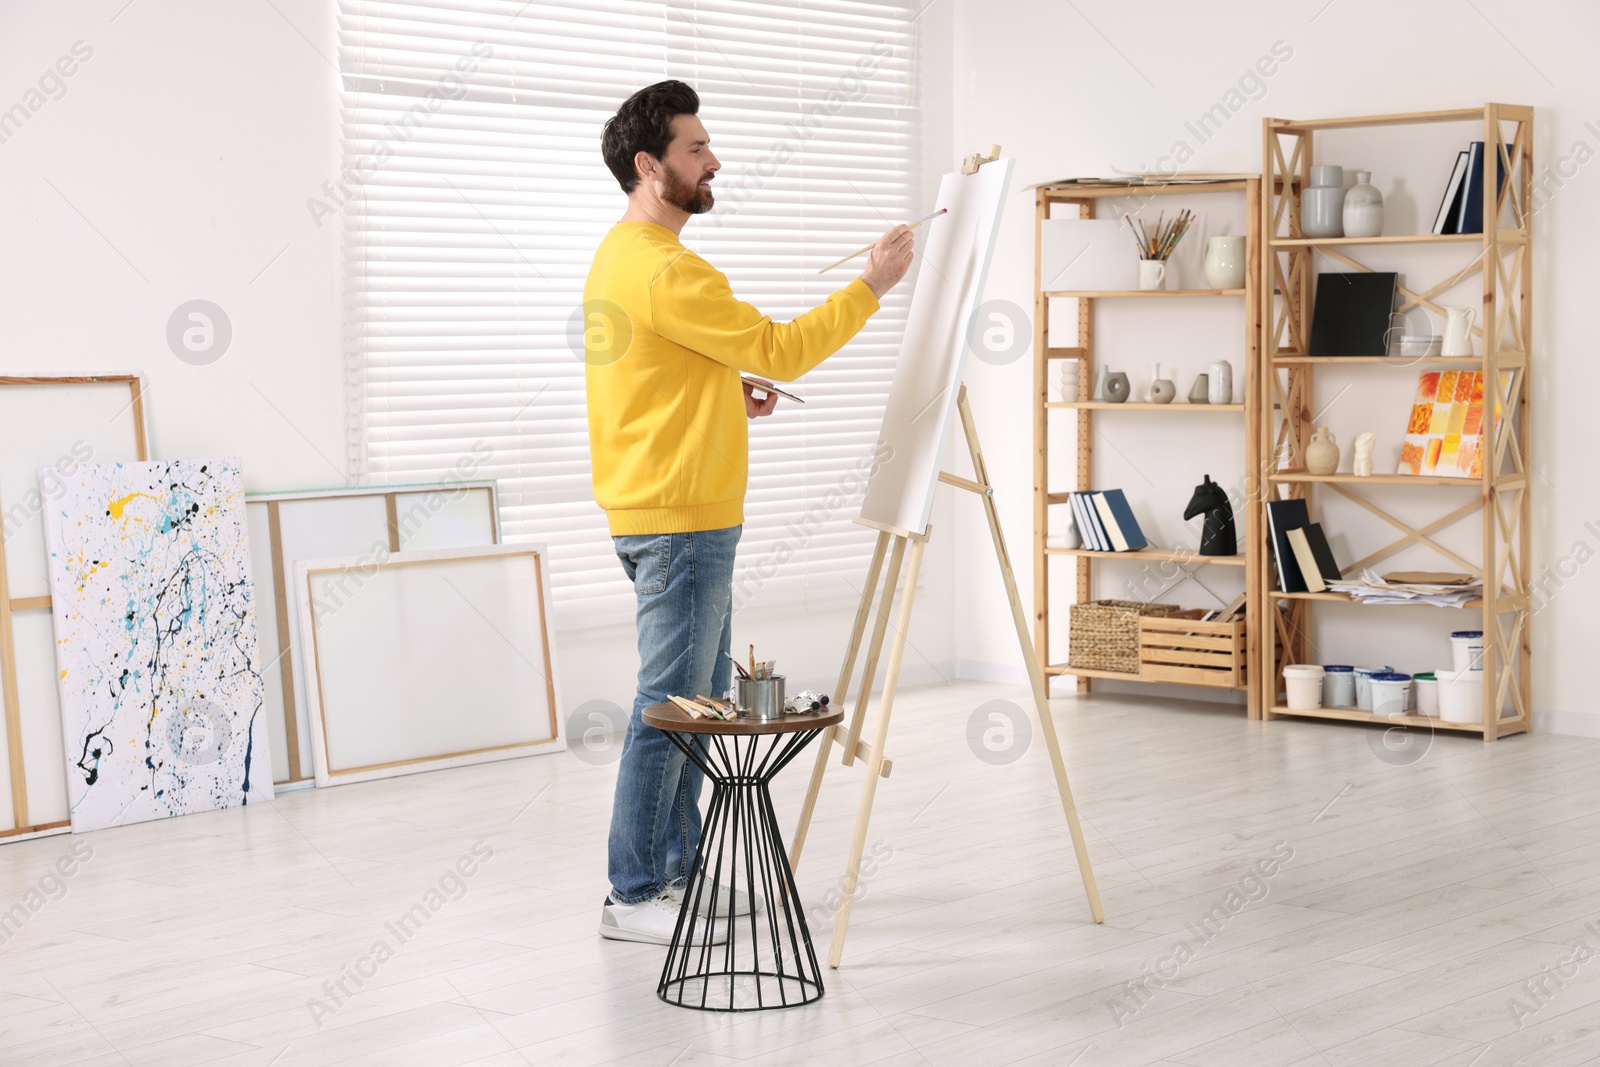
left=1203, top=236, right=1246, bottom=290
left=1301, top=164, right=1345, bottom=238
left=1306, top=426, right=1339, bottom=475
left=1343, top=170, right=1383, bottom=238
left=1148, top=362, right=1175, bottom=404
left=1207, top=360, right=1233, bottom=405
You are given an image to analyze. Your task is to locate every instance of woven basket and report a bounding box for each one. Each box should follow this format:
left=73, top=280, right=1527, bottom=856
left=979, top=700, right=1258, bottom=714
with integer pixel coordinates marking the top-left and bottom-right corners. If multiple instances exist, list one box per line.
left=1068, top=599, right=1184, bottom=674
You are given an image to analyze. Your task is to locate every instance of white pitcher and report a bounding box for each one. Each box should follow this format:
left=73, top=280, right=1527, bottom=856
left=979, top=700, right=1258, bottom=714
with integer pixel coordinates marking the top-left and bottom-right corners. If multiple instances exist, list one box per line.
left=1441, top=305, right=1475, bottom=357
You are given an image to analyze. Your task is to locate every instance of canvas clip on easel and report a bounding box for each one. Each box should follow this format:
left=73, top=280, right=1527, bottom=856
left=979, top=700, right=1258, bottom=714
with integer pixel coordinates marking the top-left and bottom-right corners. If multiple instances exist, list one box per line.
left=789, top=381, right=1106, bottom=969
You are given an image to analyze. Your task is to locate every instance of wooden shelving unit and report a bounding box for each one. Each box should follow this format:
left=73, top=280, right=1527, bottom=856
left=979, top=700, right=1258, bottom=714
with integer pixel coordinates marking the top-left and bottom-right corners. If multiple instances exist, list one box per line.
left=1258, top=104, right=1533, bottom=739
left=1033, top=178, right=1263, bottom=716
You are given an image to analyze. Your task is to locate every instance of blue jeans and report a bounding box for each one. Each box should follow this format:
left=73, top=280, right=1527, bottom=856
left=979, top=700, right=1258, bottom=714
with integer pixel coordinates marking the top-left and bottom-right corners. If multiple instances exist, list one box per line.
left=607, top=525, right=740, bottom=904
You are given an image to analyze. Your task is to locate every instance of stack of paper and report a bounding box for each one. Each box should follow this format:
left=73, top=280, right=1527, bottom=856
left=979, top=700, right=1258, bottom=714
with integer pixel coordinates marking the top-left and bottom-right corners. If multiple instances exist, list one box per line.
left=1325, top=569, right=1482, bottom=608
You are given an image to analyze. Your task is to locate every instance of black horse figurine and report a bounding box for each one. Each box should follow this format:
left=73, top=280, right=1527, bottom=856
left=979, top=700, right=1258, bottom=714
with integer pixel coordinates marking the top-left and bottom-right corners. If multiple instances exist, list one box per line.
left=1183, top=475, right=1236, bottom=556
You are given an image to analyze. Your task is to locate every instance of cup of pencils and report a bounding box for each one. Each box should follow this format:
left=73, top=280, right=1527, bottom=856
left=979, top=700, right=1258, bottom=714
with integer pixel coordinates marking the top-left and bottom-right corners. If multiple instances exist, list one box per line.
left=1127, top=210, right=1194, bottom=291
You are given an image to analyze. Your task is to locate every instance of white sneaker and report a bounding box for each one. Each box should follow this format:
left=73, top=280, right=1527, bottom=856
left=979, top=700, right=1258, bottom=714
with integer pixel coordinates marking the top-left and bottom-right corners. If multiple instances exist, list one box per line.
left=599, top=891, right=729, bottom=946
left=674, top=882, right=763, bottom=918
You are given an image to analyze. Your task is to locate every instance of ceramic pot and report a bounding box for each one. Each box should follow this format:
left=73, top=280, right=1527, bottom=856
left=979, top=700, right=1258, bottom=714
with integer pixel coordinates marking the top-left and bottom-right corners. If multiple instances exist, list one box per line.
left=1305, top=426, right=1339, bottom=475
left=1204, top=236, right=1247, bottom=290
left=1092, top=365, right=1109, bottom=401
left=1188, top=373, right=1210, bottom=404
left=1441, top=305, right=1476, bottom=357
left=1103, top=371, right=1130, bottom=404
left=1137, top=260, right=1166, bottom=291
left=1149, top=362, right=1175, bottom=404
left=1301, top=164, right=1345, bottom=238
left=1342, top=170, right=1383, bottom=238
left=1058, top=508, right=1082, bottom=550
left=1058, top=361, right=1081, bottom=402
left=1207, top=360, right=1233, bottom=405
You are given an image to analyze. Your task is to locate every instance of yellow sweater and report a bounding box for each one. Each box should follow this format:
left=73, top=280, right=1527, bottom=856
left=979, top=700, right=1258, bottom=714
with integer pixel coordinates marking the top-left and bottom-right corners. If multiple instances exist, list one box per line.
left=584, top=221, right=879, bottom=535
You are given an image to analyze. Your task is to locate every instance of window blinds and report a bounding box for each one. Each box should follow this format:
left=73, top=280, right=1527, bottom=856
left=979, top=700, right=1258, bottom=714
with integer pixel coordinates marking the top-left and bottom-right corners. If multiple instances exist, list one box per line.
left=338, top=0, right=917, bottom=627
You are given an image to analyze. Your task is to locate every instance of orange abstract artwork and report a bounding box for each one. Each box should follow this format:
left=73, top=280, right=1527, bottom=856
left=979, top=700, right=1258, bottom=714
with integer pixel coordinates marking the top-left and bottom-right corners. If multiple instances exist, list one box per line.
left=1397, top=370, right=1487, bottom=478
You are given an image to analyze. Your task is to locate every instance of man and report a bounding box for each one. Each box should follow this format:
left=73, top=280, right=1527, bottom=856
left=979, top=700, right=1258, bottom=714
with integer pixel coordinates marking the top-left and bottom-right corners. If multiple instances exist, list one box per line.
left=585, top=79, right=913, bottom=945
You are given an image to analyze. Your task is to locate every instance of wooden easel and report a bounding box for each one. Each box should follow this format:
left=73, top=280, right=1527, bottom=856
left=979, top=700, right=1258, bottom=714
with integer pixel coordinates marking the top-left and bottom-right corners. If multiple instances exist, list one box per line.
left=789, top=384, right=1105, bottom=968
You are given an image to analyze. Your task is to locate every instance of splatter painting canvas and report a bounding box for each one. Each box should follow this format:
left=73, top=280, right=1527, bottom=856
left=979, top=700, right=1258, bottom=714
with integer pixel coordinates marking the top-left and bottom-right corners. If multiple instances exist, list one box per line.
left=40, top=459, right=272, bottom=832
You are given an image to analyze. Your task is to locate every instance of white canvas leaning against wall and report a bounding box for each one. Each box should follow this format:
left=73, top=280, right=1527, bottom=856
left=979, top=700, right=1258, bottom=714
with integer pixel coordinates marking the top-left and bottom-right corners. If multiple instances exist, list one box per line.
left=41, top=459, right=273, bottom=833
left=0, top=374, right=150, bottom=840
left=295, top=543, right=563, bottom=788
left=245, top=482, right=500, bottom=787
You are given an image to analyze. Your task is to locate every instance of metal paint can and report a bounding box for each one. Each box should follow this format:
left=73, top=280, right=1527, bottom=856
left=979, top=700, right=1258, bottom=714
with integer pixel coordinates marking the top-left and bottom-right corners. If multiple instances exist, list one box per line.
left=736, top=675, right=786, bottom=721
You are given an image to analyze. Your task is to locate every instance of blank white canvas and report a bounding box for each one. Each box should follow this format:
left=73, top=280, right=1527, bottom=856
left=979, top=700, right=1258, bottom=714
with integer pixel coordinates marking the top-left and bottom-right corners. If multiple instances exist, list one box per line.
left=296, top=544, right=562, bottom=787
left=245, top=484, right=498, bottom=784
left=0, top=377, right=147, bottom=836
left=858, top=158, right=1014, bottom=534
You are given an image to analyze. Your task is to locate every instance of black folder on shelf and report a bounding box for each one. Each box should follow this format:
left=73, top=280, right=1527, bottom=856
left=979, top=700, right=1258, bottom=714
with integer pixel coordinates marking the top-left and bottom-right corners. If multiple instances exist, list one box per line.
left=1307, top=271, right=1398, bottom=356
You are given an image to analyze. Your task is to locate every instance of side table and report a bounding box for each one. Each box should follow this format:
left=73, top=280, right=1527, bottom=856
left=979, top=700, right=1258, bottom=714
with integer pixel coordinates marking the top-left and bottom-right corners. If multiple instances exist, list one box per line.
left=641, top=701, right=842, bottom=1011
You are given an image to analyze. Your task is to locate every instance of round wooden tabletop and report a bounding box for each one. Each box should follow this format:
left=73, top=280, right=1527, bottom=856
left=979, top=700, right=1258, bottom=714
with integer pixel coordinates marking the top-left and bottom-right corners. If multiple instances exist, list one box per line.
left=642, top=701, right=843, bottom=735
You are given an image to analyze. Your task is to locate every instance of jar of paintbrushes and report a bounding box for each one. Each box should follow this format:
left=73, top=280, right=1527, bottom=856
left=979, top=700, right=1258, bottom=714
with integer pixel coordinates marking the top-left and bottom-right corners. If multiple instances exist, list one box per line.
left=1125, top=210, right=1194, bottom=291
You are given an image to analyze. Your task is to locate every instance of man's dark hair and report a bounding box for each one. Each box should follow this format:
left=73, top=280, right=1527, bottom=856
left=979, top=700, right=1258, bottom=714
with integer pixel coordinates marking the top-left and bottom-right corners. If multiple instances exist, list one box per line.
left=602, top=80, right=700, bottom=194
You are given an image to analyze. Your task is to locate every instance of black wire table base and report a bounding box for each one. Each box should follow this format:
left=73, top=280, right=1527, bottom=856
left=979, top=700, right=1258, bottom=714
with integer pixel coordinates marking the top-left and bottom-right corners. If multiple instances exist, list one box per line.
left=657, top=727, right=827, bottom=1012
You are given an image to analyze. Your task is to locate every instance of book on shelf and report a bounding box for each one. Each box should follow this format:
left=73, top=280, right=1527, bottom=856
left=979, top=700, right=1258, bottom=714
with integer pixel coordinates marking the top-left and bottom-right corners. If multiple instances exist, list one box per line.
left=1070, top=492, right=1105, bottom=550
left=1068, top=490, right=1147, bottom=552
left=1265, top=498, right=1311, bottom=593
left=1431, top=150, right=1470, bottom=235
left=1302, top=523, right=1342, bottom=586
left=1100, top=490, right=1149, bottom=550
left=1092, top=494, right=1130, bottom=551
left=1308, top=272, right=1398, bottom=356
left=1456, top=141, right=1506, bottom=236
left=1286, top=524, right=1341, bottom=594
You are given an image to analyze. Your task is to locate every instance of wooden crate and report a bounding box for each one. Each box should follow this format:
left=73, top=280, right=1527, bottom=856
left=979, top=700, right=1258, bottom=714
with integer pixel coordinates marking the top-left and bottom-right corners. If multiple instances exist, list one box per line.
left=1138, top=613, right=1248, bottom=689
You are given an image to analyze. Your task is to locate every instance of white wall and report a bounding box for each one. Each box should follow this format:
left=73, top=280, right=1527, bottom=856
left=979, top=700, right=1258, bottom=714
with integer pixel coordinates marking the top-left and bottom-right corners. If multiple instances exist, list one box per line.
left=941, top=0, right=1600, bottom=733
left=0, top=0, right=958, bottom=756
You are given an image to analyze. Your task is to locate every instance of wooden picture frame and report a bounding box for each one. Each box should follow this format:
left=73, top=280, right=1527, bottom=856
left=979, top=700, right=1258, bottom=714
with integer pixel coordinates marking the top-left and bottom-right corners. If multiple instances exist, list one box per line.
left=246, top=482, right=501, bottom=786
left=0, top=374, right=149, bottom=839
left=295, top=544, right=562, bottom=787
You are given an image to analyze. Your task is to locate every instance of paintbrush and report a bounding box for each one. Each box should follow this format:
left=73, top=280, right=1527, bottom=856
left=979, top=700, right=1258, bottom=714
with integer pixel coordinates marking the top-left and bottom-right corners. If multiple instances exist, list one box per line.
left=668, top=694, right=706, bottom=719
left=817, top=208, right=948, bottom=273
left=722, top=649, right=750, bottom=680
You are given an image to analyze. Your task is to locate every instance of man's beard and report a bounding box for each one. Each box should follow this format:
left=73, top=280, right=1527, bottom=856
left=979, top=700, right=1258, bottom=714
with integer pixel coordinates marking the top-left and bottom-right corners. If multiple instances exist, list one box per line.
left=662, top=167, right=713, bottom=215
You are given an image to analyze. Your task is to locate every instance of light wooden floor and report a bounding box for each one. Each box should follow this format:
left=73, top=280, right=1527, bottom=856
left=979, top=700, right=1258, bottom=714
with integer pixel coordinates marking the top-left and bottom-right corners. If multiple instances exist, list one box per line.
left=3, top=680, right=1599, bottom=1066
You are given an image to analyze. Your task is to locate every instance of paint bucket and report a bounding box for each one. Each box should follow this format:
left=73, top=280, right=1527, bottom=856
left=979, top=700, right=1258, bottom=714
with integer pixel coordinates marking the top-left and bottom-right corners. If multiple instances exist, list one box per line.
left=1437, top=668, right=1484, bottom=724
left=1323, top=665, right=1355, bottom=707
left=1283, top=665, right=1325, bottom=710
left=736, top=675, right=786, bottom=721
left=1369, top=672, right=1412, bottom=718
left=1353, top=665, right=1393, bottom=711
left=1451, top=630, right=1485, bottom=672
left=1413, top=672, right=1439, bottom=717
